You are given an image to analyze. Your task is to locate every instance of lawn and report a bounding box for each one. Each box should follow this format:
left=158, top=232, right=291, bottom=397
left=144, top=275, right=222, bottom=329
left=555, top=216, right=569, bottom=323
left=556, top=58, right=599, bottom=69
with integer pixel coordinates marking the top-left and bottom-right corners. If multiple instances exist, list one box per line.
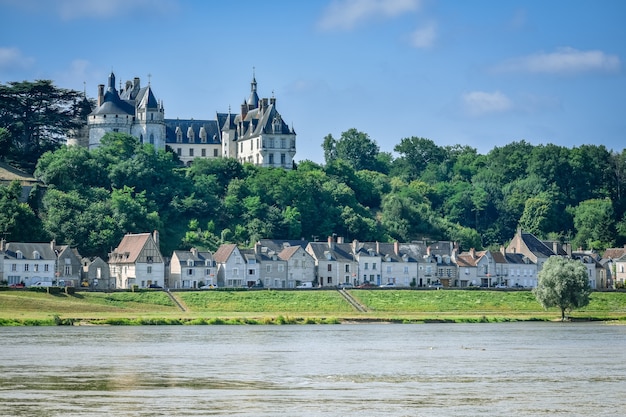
left=0, top=288, right=625, bottom=324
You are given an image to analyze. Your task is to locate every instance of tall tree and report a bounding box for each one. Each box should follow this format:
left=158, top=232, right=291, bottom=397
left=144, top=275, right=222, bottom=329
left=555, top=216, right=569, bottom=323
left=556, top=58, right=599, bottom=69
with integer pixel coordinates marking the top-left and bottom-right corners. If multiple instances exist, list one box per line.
left=0, top=80, right=84, bottom=172
left=533, top=256, right=590, bottom=321
left=333, top=129, right=381, bottom=172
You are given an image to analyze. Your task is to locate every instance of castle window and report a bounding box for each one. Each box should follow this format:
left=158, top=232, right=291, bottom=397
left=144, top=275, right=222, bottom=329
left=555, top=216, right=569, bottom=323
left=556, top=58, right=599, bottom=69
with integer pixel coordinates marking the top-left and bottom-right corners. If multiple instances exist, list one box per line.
left=151, top=113, right=154, bottom=121
left=189, top=148, right=194, bottom=157
left=281, top=153, right=286, bottom=165
left=177, top=148, right=182, bottom=156
left=281, top=138, right=286, bottom=148
left=201, top=148, right=206, bottom=157
left=140, top=134, right=144, bottom=143
left=176, top=127, right=182, bottom=143
left=199, top=127, right=207, bottom=143
left=213, top=149, right=218, bottom=157
left=187, top=127, right=194, bottom=143
left=268, top=154, right=274, bottom=165
left=150, top=134, right=154, bottom=144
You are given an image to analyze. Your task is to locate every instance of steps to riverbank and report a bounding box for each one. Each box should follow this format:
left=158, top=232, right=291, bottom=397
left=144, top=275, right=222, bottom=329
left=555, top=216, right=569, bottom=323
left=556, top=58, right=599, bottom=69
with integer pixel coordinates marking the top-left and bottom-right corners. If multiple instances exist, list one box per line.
left=338, top=289, right=369, bottom=312
left=165, top=290, right=186, bottom=312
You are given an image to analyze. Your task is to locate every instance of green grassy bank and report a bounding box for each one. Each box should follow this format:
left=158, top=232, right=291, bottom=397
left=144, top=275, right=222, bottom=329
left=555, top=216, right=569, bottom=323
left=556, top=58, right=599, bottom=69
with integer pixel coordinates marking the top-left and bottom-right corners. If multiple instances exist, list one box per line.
left=1, top=288, right=625, bottom=325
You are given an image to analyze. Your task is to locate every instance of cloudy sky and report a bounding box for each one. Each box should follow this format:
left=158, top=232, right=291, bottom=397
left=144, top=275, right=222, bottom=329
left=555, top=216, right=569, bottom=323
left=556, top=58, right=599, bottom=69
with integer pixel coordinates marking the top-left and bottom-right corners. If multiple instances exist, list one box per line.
left=1, top=0, right=624, bottom=163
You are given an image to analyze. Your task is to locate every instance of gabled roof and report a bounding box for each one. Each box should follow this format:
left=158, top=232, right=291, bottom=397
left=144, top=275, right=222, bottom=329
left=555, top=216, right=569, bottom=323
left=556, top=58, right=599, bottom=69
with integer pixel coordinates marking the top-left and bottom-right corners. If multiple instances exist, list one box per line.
left=213, top=244, right=238, bottom=263
left=278, top=245, right=301, bottom=261
left=603, top=246, right=626, bottom=260
left=307, top=242, right=354, bottom=263
left=109, top=233, right=157, bottom=264
left=455, top=250, right=487, bottom=267
left=173, top=249, right=213, bottom=266
left=259, top=239, right=309, bottom=253
left=520, top=232, right=555, bottom=257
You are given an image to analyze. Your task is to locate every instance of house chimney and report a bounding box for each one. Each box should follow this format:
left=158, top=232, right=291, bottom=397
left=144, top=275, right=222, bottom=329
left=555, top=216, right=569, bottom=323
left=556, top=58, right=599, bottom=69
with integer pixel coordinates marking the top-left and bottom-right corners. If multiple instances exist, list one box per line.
left=338, top=236, right=344, bottom=244
left=394, top=241, right=399, bottom=256
left=255, top=242, right=261, bottom=254
left=469, top=248, right=476, bottom=259
left=376, top=241, right=380, bottom=254
left=500, top=245, right=506, bottom=256
left=97, top=84, right=104, bottom=107
left=327, top=236, right=334, bottom=250
left=191, top=247, right=198, bottom=257
left=50, top=240, right=56, bottom=251
left=153, top=230, right=159, bottom=248
left=427, top=246, right=431, bottom=256
left=553, top=242, right=559, bottom=254
left=0, top=239, right=5, bottom=251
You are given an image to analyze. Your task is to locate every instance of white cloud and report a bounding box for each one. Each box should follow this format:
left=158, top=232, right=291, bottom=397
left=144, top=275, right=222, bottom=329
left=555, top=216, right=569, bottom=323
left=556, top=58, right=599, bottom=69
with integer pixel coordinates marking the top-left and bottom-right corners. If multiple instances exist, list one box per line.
left=494, top=47, right=621, bottom=75
left=0, top=47, right=35, bottom=69
left=462, top=91, right=512, bottom=117
left=318, top=0, right=421, bottom=31
left=409, top=21, right=436, bottom=48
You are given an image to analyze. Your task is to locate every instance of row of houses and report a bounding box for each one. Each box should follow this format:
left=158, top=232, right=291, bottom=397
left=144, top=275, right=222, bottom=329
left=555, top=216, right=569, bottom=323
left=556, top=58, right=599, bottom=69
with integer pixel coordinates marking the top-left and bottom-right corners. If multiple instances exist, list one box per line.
left=2, top=230, right=625, bottom=290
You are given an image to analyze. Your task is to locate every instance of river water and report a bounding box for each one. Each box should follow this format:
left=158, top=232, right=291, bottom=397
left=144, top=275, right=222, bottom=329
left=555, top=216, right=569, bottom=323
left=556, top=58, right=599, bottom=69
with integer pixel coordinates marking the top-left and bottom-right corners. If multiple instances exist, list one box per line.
left=0, top=322, right=624, bottom=417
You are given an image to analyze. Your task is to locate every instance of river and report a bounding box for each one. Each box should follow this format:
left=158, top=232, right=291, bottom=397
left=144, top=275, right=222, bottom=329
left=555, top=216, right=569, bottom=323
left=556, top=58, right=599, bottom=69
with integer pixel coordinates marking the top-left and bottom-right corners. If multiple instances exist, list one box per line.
left=0, top=322, right=624, bottom=416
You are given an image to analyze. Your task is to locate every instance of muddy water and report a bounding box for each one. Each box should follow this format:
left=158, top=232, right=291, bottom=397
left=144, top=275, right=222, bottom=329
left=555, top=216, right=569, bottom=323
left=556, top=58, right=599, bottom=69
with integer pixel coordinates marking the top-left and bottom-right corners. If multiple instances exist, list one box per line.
left=1, top=322, right=624, bottom=416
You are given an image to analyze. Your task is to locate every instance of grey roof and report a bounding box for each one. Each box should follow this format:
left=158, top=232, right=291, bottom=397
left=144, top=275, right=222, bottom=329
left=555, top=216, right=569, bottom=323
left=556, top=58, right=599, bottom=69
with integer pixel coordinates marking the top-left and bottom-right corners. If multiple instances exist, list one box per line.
left=258, top=239, right=309, bottom=253
left=165, top=119, right=221, bottom=145
left=4, top=242, right=56, bottom=260
left=504, top=252, right=533, bottom=265
left=173, top=250, right=213, bottom=266
left=521, top=232, right=555, bottom=257
left=307, top=242, right=355, bottom=262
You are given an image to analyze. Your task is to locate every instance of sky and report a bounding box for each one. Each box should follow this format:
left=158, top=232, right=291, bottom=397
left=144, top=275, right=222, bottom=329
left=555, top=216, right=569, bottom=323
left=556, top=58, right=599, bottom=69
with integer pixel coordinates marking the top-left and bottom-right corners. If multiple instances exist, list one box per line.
left=1, top=0, right=624, bottom=163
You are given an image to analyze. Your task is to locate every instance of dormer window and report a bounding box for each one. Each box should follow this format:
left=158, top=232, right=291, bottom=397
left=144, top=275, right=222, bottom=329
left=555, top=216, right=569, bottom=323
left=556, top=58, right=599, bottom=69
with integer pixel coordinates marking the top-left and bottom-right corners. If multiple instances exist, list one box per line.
left=187, top=259, right=193, bottom=267
left=16, top=251, right=23, bottom=259
left=176, top=126, right=182, bottom=143
left=199, top=127, right=207, bottom=143
left=187, top=126, right=195, bottom=143
left=33, top=251, right=41, bottom=260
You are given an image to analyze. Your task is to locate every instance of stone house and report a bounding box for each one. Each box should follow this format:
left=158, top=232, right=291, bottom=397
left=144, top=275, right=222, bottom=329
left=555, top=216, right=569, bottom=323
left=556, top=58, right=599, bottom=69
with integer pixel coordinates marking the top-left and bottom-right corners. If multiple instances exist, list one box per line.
left=0, top=240, right=56, bottom=286
left=170, top=248, right=215, bottom=289
left=81, top=256, right=112, bottom=289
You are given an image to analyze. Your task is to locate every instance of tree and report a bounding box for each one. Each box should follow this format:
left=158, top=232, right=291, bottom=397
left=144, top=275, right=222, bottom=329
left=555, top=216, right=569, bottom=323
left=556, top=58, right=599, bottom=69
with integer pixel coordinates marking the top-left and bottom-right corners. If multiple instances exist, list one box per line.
left=571, top=198, right=615, bottom=251
left=533, top=256, right=591, bottom=321
left=333, top=128, right=380, bottom=172
left=0, top=80, right=84, bottom=172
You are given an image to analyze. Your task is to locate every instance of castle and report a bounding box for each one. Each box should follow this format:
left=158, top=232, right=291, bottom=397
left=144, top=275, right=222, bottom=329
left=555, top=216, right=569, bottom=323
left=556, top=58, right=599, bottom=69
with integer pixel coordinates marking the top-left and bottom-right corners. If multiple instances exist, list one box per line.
left=82, top=71, right=297, bottom=168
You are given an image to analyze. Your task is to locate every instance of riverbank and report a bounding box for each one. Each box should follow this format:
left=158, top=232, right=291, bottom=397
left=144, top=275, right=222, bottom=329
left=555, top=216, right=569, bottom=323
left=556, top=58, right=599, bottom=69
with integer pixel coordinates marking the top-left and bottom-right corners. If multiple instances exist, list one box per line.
left=1, top=288, right=625, bottom=325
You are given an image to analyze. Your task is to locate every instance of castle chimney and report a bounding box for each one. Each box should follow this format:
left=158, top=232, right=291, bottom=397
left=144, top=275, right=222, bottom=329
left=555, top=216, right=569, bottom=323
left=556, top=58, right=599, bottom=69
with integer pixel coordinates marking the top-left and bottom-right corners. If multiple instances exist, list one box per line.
left=97, top=84, right=104, bottom=106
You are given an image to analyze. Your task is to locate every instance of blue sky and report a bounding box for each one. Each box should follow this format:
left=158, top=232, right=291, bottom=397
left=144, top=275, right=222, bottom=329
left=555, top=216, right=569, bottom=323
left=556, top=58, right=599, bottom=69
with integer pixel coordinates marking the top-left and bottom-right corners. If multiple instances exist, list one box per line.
left=1, top=0, right=624, bottom=163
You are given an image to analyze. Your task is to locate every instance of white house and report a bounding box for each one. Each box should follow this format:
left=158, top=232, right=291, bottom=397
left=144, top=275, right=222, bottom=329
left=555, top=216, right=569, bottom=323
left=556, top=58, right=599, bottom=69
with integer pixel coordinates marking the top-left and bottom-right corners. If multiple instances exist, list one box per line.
left=213, top=243, right=245, bottom=288
left=108, top=231, right=165, bottom=289
left=170, top=248, right=215, bottom=289
left=0, top=240, right=56, bottom=286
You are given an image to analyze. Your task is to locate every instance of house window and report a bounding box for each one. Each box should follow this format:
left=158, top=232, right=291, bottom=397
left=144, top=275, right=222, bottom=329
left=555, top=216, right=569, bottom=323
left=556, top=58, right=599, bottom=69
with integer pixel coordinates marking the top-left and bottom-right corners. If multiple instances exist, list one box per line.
left=147, top=266, right=152, bottom=274
left=24, top=264, right=29, bottom=272
left=147, top=256, right=153, bottom=264
left=345, top=265, right=350, bottom=273
left=266, top=265, right=271, bottom=272
left=248, top=269, right=255, bottom=276
left=327, top=277, right=332, bottom=284
left=327, top=264, right=332, bottom=272
left=404, top=266, right=409, bottom=274
left=214, top=148, right=218, bottom=157
left=278, top=264, right=284, bottom=272
left=268, top=154, right=274, bottom=164
left=189, top=148, right=194, bottom=157
left=232, top=268, right=239, bottom=276
left=11, top=264, right=16, bottom=272
left=64, top=265, right=71, bottom=275
left=177, top=148, right=182, bottom=156
left=201, top=148, right=206, bottom=157
left=187, top=268, right=194, bottom=275
left=364, top=263, right=369, bottom=270
left=281, top=153, right=286, bottom=164
left=372, top=262, right=377, bottom=270
left=44, top=264, right=49, bottom=272
left=149, top=134, right=154, bottom=144
left=33, top=251, right=40, bottom=259
left=96, top=268, right=101, bottom=279
left=386, top=266, right=392, bottom=273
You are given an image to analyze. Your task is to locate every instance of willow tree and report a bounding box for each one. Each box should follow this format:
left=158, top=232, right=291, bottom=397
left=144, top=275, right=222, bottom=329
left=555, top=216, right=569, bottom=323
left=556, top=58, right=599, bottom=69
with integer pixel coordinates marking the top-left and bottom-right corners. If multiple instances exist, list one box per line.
left=533, top=256, right=590, bottom=321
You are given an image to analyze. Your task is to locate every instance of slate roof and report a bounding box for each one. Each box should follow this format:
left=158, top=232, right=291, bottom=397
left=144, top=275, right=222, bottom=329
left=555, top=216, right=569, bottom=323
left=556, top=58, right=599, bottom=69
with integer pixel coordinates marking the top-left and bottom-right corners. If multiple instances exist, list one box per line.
left=4, top=242, right=56, bottom=260
left=520, top=232, right=555, bottom=257
left=307, top=242, right=354, bottom=262
left=173, top=249, right=213, bottom=266
left=164, top=119, right=221, bottom=145
left=258, top=239, right=309, bottom=253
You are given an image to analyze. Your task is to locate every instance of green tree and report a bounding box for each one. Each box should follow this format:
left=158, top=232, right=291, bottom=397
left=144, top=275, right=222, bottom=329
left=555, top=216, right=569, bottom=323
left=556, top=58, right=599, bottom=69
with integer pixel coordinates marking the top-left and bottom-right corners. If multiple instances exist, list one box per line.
left=393, top=136, right=445, bottom=181
left=571, top=198, right=615, bottom=251
left=0, top=80, right=84, bottom=172
left=333, top=128, right=380, bottom=172
left=533, top=256, right=591, bottom=321
left=0, top=181, right=46, bottom=242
